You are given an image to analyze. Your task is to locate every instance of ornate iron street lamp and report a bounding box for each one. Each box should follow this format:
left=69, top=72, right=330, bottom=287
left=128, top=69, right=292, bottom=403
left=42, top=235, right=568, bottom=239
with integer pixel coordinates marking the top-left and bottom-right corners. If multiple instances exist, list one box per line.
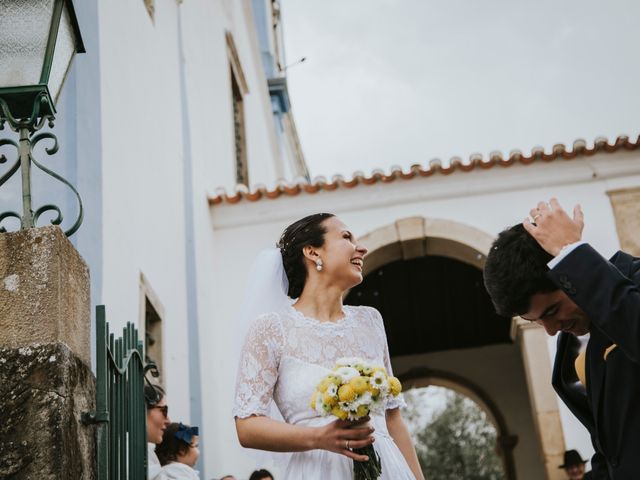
left=0, top=0, right=85, bottom=236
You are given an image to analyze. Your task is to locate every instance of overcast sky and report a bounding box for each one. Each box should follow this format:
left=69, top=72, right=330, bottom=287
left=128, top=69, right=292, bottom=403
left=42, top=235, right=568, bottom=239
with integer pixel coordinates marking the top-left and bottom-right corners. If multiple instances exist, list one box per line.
left=282, top=0, right=640, bottom=178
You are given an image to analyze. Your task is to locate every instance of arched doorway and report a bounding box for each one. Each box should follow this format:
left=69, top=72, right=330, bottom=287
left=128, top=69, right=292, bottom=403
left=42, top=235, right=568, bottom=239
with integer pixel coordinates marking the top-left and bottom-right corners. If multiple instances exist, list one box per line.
left=402, top=369, right=518, bottom=479
left=345, top=217, right=566, bottom=480
left=402, top=377, right=514, bottom=479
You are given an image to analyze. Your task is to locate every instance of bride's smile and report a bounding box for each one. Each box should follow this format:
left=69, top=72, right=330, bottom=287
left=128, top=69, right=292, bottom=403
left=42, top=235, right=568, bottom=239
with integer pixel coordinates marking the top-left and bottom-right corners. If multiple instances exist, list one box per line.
left=305, top=216, right=368, bottom=291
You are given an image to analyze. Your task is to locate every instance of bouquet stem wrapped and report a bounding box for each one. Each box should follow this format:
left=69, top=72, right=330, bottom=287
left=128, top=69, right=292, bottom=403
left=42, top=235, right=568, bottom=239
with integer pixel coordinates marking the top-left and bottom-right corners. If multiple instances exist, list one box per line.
left=352, top=432, right=382, bottom=479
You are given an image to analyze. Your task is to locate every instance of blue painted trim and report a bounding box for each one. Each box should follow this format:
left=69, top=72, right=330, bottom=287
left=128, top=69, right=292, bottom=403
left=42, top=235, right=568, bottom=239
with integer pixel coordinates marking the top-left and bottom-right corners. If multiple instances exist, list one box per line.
left=73, top=0, right=104, bottom=369
left=268, top=77, right=290, bottom=113
left=176, top=5, right=204, bottom=477
left=251, top=0, right=276, bottom=78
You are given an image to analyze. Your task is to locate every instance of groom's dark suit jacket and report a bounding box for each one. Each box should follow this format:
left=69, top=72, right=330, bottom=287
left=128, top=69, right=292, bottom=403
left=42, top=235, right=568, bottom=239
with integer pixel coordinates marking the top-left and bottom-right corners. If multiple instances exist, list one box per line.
left=549, top=244, right=640, bottom=479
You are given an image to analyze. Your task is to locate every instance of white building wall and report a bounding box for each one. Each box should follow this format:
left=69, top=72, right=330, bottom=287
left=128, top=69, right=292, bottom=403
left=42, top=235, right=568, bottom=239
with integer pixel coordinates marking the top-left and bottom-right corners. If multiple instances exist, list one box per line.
left=92, top=0, right=287, bottom=438
left=206, top=153, right=640, bottom=476
left=96, top=0, right=192, bottom=420
left=180, top=0, right=284, bottom=192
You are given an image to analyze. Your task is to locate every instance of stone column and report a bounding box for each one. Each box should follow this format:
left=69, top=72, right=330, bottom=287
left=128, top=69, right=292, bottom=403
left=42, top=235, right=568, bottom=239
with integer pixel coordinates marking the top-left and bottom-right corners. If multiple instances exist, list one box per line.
left=607, top=187, right=640, bottom=256
left=514, top=321, right=566, bottom=480
left=0, top=226, right=95, bottom=479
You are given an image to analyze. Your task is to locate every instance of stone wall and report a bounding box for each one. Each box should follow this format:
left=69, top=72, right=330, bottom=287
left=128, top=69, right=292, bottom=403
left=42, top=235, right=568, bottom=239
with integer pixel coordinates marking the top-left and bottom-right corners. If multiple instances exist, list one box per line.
left=0, top=343, right=95, bottom=479
left=0, top=226, right=95, bottom=479
left=0, top=226, right=91, bottom=366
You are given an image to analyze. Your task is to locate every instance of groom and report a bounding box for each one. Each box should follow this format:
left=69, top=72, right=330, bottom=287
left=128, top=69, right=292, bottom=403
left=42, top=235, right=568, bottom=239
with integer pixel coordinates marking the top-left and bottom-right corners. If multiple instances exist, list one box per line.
left=482, top=198, right=640, bottom=479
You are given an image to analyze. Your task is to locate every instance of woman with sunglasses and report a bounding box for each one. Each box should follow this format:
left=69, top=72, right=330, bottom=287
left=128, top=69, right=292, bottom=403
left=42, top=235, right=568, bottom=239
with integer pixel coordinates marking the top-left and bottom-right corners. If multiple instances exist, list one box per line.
left=146, top=384, right=171, bottom=479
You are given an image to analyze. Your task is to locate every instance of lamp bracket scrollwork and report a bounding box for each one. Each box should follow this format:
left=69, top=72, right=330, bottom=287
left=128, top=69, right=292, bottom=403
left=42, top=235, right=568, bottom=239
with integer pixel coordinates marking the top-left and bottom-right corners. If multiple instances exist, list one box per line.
left=0, top=94, right=83, bottom=236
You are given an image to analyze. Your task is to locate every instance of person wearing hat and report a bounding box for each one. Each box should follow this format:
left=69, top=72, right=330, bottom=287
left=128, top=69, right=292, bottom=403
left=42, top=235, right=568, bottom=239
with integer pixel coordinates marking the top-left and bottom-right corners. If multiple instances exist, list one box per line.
left=560, top=450, right=588, bottom=480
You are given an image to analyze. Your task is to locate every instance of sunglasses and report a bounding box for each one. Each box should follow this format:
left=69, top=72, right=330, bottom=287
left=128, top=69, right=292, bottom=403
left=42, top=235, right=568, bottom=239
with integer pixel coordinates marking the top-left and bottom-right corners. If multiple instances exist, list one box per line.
left=150, top=405, right=168, bottom=418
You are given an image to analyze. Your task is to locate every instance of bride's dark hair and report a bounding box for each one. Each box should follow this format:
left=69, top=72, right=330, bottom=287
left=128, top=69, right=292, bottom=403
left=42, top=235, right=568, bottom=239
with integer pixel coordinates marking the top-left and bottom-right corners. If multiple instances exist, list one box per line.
left=278, top=213, right=335, bottom=298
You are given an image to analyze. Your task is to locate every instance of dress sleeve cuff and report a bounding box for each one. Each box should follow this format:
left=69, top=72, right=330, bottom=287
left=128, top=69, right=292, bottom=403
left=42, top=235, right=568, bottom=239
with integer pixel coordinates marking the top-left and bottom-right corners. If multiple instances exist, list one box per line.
left=548, top=241, right=587, bottom=269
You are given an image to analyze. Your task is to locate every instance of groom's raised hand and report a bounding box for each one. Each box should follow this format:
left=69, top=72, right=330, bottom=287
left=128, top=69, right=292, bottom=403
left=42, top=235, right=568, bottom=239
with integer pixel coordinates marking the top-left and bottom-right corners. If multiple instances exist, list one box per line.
left=523, top=198, right=584, bottom=256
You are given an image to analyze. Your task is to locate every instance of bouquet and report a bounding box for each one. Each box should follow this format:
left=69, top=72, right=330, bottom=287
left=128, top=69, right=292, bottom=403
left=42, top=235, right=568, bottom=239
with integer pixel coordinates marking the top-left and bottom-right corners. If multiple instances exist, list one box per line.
left=310, top=357, right=403, bottom=480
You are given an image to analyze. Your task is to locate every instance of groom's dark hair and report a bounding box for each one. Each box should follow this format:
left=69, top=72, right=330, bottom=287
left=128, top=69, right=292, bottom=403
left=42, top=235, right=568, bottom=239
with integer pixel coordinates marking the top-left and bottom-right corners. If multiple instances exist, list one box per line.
left=278, top=213, right=335, bottom=298
left=483, top=223, right=557, bottom=317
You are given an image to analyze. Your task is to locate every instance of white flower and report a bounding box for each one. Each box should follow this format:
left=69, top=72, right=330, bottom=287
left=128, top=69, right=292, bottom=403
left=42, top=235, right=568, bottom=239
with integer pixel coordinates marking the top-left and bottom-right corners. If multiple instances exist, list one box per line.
left=335, top=366, right=360, bottom=383
left=326, top=383, right=338, bottom=397
left=342, top=400, right=359, bottom=412
left=369, top=402, right=385, bottom=415
left=355, top=391, right=373, bottom=407
left=335, top=357, right=364, bottom=367
left=315, top=395, right=330, bottom=415
left=370, top=371, right=389, bottom=394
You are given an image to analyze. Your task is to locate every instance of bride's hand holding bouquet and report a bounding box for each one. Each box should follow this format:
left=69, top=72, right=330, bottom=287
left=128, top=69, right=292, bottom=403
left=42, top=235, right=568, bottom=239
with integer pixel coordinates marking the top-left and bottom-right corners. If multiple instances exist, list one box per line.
left=311, top=416, right=375, bottom=463
left=310, top=357, right=403, bottom=480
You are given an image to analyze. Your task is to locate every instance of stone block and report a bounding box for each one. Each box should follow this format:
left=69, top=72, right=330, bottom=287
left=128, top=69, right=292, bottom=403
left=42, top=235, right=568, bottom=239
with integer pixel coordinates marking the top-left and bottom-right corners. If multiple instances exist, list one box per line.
left=0, top=342, right=95, bottom=479
left=608, top=187, right=640, bottom=256
left=0, top=226, right=90, bottom=366
left=396, top=217, right=426, bottom=260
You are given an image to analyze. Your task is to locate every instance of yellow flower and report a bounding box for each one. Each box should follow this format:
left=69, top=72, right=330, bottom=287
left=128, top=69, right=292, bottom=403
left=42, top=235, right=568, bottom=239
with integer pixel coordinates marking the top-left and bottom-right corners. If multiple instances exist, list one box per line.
left=353, top=363, right=365, bottom=373
left=338, top=384, right=357, bottom=402
left=349, top=376, right=370, bottom=395
left=356, top=405, right=370, bottom=418
left=310, top=391, right=319, bottom=409
left=332, top=405, right=349, bottom=420
left=319, top=376, right=339, bottom=393
left=323, top=392, right=338, bottom=406
left=389, top=376, right=402, bottom=396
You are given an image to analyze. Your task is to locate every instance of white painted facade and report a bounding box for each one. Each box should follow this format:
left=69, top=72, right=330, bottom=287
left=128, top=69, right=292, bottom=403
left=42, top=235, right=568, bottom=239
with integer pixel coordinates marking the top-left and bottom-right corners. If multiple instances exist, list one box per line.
left=91, top=0, right=292, bottom=428
left=90, top=0, right=310, bottom=458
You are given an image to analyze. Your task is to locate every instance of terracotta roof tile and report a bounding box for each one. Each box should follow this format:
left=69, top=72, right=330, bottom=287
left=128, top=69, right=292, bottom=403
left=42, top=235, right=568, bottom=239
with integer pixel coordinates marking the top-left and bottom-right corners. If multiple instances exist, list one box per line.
left=208, top=134, right=640, bottom=205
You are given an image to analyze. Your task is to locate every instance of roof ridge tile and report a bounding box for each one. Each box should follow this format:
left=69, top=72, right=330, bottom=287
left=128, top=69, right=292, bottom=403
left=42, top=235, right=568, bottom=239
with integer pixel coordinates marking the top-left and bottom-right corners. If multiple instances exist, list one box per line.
left=209, top=134, right=640, bottom=205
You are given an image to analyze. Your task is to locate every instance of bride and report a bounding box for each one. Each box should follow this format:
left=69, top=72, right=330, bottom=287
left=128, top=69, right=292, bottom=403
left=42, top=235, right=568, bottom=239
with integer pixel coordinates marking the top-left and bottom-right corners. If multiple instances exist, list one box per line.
left=233, top=213, right=425, bottom=480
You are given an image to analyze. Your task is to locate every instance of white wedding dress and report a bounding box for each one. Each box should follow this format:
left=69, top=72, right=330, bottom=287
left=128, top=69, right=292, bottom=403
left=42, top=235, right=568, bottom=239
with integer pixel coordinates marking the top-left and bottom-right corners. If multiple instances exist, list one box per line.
left=233, top=304, right=416, bottom=480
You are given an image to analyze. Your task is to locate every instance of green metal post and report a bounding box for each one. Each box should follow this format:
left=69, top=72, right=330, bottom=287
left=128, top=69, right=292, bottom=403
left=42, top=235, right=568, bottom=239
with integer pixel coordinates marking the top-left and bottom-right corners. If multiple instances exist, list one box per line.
left=95, top=306, right=108, bottom=480
left=116, top=336, right=124, bottom=480
left=83, top=307, right=149, bottom=479
left=141, top=338, right=149, bottom=477
left=109, top=332, right=116, bottom=478
left=17, top=127, right=34, bottom=228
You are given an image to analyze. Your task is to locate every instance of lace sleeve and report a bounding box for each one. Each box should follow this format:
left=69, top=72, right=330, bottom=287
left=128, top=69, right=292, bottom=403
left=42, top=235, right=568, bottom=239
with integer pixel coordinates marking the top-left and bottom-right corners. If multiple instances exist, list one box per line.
left=233, top=312, right=285, bottom=418
left=369, top=307, right=407, bottom=410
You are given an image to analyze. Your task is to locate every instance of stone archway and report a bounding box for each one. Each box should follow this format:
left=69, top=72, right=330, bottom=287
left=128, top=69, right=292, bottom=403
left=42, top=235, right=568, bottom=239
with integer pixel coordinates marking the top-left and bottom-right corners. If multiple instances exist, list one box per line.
left=358, top=216, right=492, bottom=276
left=401, top=368, right=519, bottom=479
left=347, top=217, right=566, bottom=480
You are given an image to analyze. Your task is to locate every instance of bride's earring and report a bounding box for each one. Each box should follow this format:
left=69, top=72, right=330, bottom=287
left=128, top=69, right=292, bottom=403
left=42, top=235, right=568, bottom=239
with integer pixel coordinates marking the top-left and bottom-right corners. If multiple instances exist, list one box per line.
left=315, top=259, right=323, bottom=272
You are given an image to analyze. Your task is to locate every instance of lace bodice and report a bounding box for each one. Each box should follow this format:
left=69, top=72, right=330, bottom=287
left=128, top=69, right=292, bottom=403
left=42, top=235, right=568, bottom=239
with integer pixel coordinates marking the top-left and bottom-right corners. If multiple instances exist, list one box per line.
left=233, top=304, right=405, bottom=424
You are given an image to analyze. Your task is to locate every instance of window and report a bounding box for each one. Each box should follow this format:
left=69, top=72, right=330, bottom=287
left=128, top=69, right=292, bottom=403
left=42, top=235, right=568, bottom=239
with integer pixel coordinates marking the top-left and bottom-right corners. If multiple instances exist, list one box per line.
left=145, top=297, right=163, bottom=382
left=231, top=69, right=248, bottom=186
left=139, top=273, right=165, bottom=385
left=226, top=32, right=250, bottom=186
